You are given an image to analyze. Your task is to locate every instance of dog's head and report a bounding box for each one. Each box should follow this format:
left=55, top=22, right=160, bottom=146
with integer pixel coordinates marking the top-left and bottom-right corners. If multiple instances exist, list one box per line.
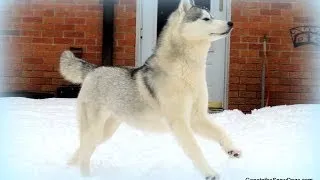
left=171, top=0, right=233, bottom=42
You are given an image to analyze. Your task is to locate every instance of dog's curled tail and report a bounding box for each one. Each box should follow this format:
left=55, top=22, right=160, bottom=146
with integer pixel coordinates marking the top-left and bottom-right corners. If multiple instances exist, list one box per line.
left=59, top=51, right=98, bottom=84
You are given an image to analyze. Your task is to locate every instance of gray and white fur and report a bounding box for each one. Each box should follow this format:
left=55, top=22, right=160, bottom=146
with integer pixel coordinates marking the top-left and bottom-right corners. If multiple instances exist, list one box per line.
left=60, top=0, right=241, bottom=179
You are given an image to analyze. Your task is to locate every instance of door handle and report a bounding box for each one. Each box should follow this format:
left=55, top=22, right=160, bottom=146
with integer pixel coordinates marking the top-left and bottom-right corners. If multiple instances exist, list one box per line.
left=219, top=0, right=223, bottom=12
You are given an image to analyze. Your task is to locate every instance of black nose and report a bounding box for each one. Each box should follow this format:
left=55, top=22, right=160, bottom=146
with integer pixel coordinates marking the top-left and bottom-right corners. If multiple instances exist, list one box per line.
left=227, top=21, right=234, bottom=27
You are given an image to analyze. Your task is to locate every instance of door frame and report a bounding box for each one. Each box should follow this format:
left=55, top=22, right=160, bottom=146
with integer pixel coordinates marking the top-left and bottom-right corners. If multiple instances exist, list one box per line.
left=135, top=0, right=232, bottom=109
left=135, top=0, right=158, bottom=66
left=135, top=0, right=143, bottom=66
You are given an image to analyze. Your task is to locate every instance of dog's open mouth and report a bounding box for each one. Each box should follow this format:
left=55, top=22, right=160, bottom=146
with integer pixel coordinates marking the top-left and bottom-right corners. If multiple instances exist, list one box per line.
left=210, top=28, right=233, bottom=36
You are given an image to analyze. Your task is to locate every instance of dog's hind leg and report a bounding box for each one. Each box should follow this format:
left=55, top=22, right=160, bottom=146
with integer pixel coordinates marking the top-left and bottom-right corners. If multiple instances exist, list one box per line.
left=69, top=103, right=121, bottom=176
left=68, top=102, right=88, bottom=166
left=67, top=113, right=121, bottom=167
left=191, top=115, right=241, bottom=158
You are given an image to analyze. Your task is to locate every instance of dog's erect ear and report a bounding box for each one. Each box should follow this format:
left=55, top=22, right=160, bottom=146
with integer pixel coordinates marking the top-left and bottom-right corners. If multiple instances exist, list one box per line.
left=178, top=0, right=195, bottom=13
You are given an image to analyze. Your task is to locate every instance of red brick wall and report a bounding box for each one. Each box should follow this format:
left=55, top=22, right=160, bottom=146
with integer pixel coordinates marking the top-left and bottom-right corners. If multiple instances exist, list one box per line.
left=229, top=0, right=320, bottom=111
left=1, top=0, right=103, bottom=93
left=0, top=0, right=136, bottom=94
left=113, top=0, right=136, bottom=66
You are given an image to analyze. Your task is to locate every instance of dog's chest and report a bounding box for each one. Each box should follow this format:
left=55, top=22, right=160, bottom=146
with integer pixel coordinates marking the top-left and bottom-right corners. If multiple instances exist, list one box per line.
left=173, top=63, right=205, bottom=89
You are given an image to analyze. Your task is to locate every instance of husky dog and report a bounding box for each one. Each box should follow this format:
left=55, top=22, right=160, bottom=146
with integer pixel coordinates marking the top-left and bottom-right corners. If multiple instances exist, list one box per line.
left=60, top=0, right=240, bottom=179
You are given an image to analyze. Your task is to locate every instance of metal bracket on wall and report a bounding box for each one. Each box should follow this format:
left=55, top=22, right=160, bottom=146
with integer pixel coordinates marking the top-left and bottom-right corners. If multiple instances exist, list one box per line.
left=290, top=26, right=320, bottom=48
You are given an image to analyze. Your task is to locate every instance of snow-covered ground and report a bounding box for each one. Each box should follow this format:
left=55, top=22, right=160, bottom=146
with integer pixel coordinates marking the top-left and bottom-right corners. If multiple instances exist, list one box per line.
left=0, top=97, right=319, bottom=180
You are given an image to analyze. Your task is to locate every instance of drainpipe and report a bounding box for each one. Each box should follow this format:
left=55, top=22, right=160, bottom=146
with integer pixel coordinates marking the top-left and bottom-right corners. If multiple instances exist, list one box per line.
left=102, top=0, right=117, bottom=66
left=261, top=35, right=268, bottom=108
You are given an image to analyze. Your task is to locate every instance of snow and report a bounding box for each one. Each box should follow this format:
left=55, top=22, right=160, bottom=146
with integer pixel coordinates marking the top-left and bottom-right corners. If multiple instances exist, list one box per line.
left=0, top=97, right=319, bottom=180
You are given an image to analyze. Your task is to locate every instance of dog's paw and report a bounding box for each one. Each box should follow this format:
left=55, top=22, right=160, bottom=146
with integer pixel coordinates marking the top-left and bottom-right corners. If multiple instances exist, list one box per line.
left=227, top=149, right=241, bottom=158
left=205, top=175, right=220, bottom=180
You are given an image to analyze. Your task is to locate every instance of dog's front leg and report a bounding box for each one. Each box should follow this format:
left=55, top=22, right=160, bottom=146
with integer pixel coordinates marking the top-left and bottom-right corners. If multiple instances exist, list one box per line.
left=191, top=115, right=241, bottom=158
left=167, top=114, right=218, bottom=179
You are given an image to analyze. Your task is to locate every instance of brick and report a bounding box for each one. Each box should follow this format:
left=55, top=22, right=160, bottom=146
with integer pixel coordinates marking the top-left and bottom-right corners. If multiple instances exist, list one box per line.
left=271, top=3, right=292, bottom=9
left=231, top=43, right=248, bottom=50
left=21, top=30, right=41, bottom=37
left=124, top=33, right=136, bottom=41
left=43, top=17, right=65, bottom=24
left=228, top=105, right=239, bottom=110
left=271, top=16, right=293, bottom=23
left=32, top=38, right=54, bottom=44
left=280, top=64, right=301, bottom=72
left=88, top=5, right=103, bottom=11
left=14, top=9, right=33, bottom=17
left=240, top=77, right=260, bottom=85
left=23, top=64, right=54, bottom=71
left=43, top=72, right=61, bottom=78
left=117, top=39, right=135, bottom=46
left=87, top=46, right=102, bottom=52
left=65, top=18, right=86, bottom=24
left=249, top=16, right=270, bottom=23
left=63, top=31, right=85, bottom=38
left=23, top=57, right=43, bottom=64
left=279, top=79, right=302, bottom=86
left=290, top=86, right=312, bottom=93
left=75, top=38, right=96, bottom=45
left=249, top=29, right=269, bottom=36
left=34, top=9, right=55, bottom=17
left=42, top=31, right=63, bottom=37
left=125, top=47, right=135, bottom=53
left=268, top=78, right=280, bottom=85
left=281, top=93, right=300, bottom=100
left=270, top=85, right=290, bottom=92
left=86, top=18, right=102, bottom=26
left=249, top=44, right=263, bottom=50
left=23, top=17, right=43, bottom=23
left=233, top=16, right=248, bottom=22
left=22, top=71, right=44, bottom=78
left=239, top=91, right=257, bottom=98
left=241, top=36, right=259, bottom=43
left=55, top=9, right=75, bottom=17
left=56, top=0, right=74, bottom=3
left=74, top=11, right=101, bottom=18
left=246, top=85, right=260, bottom=91
left=229, top=77, right=239, bottom=84
left=261, top=9, right=281, bottom=16
left=115, top=33, right=125, bottom=40
left=54, top=38, right=74, bottom=44
left=229, top=98, right=246, bottom=105
left=240, top=71, right=261, bottom=77
left=245, top=9, right=260, bottom=16
left=229, top=91, right=239, bottom=98
left=55, top=25, right=75, bottom=31
left=240, top=50, right=259, bottom=57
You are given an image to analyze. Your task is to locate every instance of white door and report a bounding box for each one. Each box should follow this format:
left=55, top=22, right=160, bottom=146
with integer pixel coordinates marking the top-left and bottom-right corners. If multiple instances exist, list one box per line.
left=136, top=0, right=158, bottom=66
left=207, top=0, right=231, bottom=109
left=136, top=0, right=231, bottom=109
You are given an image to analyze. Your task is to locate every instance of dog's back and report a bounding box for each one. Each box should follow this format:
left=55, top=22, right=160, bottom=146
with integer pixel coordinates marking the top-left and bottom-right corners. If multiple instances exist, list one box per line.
left=60, top=51, right=154, bottom=115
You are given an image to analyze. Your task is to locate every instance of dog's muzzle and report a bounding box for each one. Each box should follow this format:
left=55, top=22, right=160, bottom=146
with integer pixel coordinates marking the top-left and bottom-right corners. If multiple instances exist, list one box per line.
left=210, top=21, right=234, bottom=36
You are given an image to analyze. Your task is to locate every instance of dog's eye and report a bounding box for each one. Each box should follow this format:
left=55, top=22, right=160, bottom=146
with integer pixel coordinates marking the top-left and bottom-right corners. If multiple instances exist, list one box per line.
left=202, top=18, right=210, bottom=21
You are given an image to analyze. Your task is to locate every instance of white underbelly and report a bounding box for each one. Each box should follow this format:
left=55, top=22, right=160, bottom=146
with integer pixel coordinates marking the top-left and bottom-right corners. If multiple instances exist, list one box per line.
left=122, top=113, right=170, bottom=133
